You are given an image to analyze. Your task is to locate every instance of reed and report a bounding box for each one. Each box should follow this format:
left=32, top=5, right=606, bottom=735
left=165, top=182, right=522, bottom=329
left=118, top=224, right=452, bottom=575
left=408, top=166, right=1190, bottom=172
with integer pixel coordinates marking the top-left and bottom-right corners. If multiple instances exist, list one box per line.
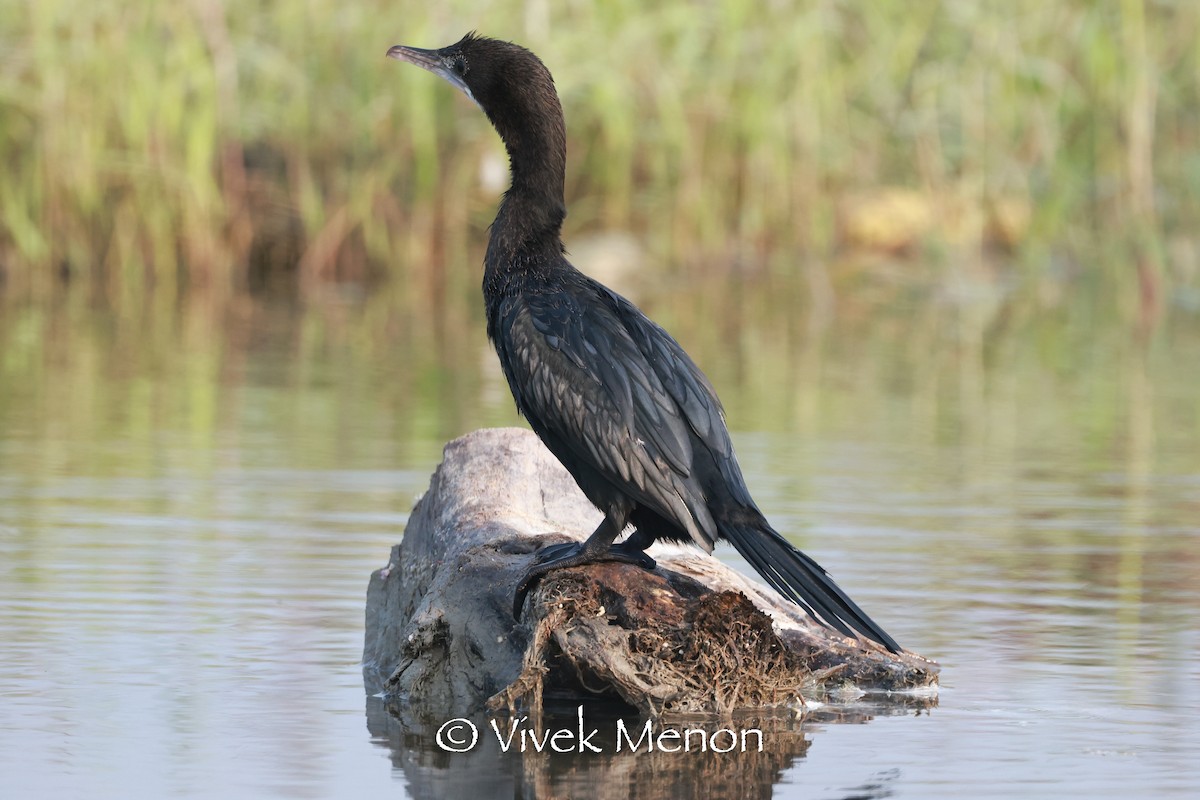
left=1, top=0, right=1196, bottom=317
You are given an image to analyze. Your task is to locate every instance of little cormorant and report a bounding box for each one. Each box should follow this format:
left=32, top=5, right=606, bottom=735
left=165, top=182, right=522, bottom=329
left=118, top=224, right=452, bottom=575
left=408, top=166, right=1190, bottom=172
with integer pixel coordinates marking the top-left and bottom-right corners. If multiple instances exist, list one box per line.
left=387, top=33, right=902, bottom=653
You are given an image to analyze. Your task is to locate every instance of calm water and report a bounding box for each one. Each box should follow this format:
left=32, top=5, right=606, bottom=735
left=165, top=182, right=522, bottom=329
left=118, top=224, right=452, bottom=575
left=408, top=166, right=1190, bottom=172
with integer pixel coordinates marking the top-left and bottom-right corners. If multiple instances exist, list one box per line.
left=1, top=296, right=1198, bottom=799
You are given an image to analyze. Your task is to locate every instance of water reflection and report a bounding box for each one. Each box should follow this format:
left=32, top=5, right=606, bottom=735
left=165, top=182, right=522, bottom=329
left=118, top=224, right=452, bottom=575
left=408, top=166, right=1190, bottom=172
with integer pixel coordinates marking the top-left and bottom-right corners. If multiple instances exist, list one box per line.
left=0, top=293, right=1198, bottom=798
left=366, top=691, right=937, bottom=798
left=367, top=698, right=938, bottom=800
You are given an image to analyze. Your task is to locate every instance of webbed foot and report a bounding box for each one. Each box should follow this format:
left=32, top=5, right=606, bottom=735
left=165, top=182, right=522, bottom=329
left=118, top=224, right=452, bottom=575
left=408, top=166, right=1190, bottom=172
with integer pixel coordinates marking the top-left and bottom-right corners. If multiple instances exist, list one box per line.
left=512, top=539, right=656, bottom=620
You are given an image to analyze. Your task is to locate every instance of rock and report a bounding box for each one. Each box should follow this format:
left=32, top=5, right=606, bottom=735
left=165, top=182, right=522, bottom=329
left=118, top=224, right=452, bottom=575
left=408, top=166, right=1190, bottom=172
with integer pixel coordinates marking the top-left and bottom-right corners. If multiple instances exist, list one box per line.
left=363, top=428, right=938, bottom=717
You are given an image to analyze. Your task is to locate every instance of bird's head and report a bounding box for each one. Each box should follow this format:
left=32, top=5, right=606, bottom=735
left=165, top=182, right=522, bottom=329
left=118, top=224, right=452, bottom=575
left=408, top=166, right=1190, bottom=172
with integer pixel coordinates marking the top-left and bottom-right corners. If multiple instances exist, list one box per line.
left=387, top=32, right=568, bottom=232
left=386, top=33, right=559, bottom=131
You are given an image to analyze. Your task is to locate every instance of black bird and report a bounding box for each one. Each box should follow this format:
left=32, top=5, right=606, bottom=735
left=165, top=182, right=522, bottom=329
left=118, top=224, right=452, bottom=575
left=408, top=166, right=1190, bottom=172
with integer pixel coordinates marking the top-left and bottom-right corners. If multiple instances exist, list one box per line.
left=387, top=33, right=902, bottom=653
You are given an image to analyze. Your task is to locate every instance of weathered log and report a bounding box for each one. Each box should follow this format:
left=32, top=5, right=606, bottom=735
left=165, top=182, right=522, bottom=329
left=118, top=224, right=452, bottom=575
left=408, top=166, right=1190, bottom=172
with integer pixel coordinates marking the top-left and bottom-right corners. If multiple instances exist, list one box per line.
left=363, top=428, right=938, bottom=717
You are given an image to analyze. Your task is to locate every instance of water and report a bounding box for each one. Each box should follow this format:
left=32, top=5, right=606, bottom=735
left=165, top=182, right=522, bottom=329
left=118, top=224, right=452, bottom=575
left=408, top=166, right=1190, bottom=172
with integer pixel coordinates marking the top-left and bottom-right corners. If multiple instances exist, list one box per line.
left=1, top=298, right=1197, bottom=798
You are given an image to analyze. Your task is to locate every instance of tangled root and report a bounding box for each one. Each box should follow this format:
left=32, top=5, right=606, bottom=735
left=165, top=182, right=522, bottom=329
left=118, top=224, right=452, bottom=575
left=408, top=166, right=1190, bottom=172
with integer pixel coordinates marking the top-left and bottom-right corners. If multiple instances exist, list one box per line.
left=490, top=563, right=855, bottom=717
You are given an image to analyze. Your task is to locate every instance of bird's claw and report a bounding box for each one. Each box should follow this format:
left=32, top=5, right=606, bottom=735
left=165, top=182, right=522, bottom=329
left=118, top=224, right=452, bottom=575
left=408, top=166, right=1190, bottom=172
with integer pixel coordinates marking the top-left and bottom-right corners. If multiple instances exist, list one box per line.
left=511, top=540, right=656, bottom=621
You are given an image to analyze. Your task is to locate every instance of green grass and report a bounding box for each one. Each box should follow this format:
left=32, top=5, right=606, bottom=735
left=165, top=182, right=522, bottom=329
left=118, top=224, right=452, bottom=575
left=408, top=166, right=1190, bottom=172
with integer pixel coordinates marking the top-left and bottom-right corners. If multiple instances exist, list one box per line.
left=1, top=0, right=1197, bottom=319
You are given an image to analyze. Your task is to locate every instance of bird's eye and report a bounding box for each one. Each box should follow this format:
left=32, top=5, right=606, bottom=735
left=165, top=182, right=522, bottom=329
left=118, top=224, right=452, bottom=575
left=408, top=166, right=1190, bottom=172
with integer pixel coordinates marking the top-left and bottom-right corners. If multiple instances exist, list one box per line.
left=450, top=55, right=467, bottom=76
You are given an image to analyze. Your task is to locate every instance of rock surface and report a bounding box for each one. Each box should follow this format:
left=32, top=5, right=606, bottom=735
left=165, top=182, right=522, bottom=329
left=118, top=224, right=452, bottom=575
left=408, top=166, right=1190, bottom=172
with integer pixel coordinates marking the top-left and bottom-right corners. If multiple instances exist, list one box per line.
left=363, top=428, right=938, bottom=717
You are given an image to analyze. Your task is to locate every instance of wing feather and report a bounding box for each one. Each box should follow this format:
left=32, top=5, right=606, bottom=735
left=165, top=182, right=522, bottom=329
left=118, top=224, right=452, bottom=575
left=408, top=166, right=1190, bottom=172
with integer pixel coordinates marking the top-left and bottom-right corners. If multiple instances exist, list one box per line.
left=596, top=285, right=743, bottom=484
left=494, top=281, right=721, bottom=548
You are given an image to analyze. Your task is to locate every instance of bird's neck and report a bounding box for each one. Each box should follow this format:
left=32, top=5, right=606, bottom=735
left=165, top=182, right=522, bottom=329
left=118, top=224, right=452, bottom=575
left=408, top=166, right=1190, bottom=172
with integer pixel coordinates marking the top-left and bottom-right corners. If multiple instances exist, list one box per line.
left=485, top=109, right=568, bottom=267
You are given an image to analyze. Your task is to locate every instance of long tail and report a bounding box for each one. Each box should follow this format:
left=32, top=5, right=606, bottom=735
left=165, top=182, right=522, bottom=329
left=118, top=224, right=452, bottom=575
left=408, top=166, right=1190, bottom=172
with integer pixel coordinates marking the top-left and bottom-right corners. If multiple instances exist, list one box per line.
left=720, top=519, right=902, bottom=653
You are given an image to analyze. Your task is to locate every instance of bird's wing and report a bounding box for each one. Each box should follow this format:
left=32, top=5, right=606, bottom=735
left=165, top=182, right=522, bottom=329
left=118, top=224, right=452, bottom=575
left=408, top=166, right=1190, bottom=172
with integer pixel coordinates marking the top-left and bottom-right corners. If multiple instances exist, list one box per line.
left=495, top=282, right=721, bottom=549
left=597, top=285, right=756, bottom=510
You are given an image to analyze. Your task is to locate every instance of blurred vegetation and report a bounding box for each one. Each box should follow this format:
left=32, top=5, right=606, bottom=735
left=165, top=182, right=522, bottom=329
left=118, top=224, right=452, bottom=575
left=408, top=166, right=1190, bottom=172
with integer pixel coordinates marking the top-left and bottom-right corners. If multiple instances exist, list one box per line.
left=0, top=0, right=1197, bottom=325
left=3, top=3, right=1197, bottom=711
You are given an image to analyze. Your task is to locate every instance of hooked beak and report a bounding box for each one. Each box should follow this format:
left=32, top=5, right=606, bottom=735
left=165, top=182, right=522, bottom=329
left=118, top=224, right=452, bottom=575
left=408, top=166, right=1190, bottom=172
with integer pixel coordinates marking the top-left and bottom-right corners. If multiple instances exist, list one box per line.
left=386, top=44, right=478, bottom=107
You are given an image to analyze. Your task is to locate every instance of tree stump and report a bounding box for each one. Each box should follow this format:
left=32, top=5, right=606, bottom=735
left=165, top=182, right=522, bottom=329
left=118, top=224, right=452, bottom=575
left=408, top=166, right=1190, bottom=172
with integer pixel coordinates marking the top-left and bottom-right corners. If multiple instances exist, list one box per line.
left=363, top=428, right=938, bottom=717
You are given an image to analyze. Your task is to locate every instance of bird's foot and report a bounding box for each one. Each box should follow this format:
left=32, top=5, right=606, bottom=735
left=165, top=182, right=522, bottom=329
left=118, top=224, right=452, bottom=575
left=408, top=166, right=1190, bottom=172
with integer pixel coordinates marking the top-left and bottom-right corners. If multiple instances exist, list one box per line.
left=512, top=539, right=656, bottom=620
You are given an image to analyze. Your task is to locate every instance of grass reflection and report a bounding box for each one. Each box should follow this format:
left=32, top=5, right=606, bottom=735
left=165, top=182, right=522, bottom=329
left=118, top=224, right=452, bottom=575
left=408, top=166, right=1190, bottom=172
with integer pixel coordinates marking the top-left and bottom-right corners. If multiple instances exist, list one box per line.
left=2, top=270, right=1196, bottom=477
